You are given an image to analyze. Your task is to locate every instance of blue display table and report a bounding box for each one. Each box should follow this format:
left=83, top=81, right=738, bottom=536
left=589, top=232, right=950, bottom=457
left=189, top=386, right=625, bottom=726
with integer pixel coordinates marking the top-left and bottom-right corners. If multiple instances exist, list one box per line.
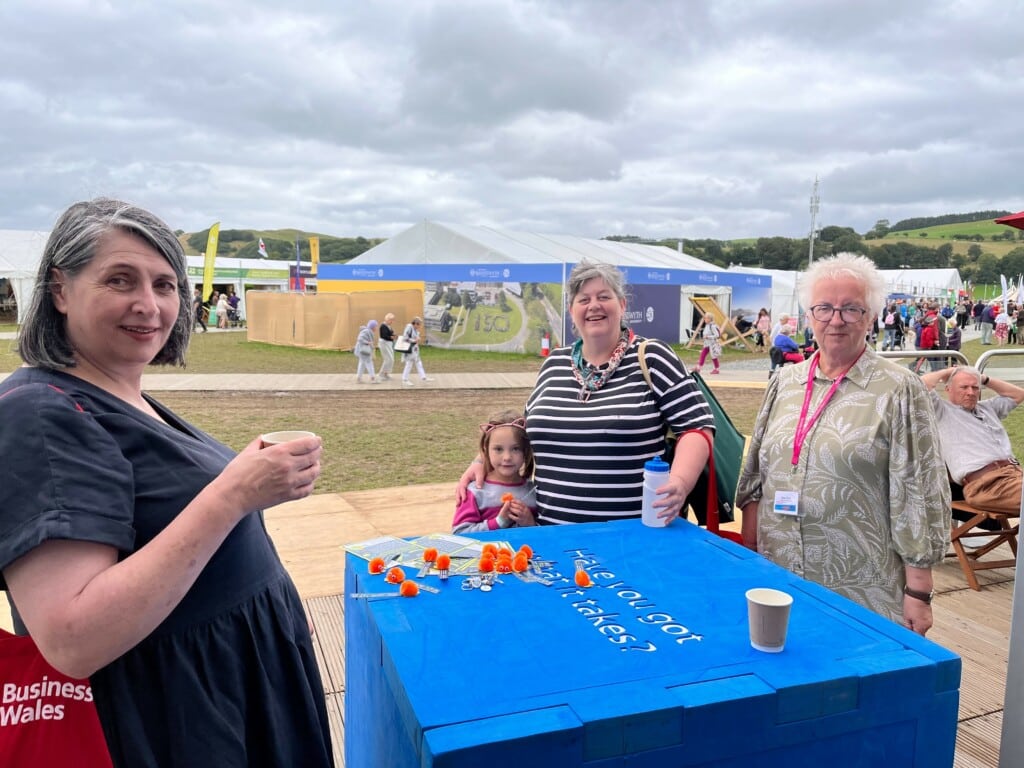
left=344, top=519, right=960, bottom=767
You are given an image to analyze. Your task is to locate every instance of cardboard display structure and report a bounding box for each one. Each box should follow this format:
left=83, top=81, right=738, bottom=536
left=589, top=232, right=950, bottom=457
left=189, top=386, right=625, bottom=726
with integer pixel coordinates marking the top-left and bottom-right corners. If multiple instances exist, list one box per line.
left=245, top=289, right=423, bottom=351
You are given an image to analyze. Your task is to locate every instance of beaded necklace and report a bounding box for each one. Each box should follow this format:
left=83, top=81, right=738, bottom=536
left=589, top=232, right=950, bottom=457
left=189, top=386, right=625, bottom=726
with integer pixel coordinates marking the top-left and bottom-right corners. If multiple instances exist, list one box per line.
left=570, top=326, right=634, bottom=401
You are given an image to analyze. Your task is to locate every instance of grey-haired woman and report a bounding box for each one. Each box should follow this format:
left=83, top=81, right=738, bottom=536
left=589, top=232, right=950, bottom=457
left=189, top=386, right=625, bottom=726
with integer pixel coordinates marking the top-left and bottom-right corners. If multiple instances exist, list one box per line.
left=459, top=259, right=715, bottom=524
left=0, top=198, right=332, bottom=765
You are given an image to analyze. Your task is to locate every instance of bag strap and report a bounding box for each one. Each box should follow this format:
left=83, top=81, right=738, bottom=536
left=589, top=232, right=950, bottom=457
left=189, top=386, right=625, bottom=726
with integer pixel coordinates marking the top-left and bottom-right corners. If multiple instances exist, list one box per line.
left=637, top=341, right=719, bottom=532
left=681, top=428, right=721, bottom=533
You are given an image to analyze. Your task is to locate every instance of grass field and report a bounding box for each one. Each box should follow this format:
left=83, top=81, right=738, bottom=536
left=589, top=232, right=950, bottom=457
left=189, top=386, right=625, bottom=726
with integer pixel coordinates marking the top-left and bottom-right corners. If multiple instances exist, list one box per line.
left=3, top=330, right=1024, bottom=494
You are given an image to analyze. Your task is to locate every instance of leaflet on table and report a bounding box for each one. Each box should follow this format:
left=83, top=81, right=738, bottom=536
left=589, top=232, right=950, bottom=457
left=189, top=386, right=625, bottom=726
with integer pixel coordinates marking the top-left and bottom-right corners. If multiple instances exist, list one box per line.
left=345, top=533, right=501, bottom=571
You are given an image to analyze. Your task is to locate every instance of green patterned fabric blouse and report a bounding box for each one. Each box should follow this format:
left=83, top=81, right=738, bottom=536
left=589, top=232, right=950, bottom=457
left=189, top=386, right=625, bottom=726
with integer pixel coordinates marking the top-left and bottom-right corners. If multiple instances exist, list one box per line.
left=736, top=347, right=950, bottom=624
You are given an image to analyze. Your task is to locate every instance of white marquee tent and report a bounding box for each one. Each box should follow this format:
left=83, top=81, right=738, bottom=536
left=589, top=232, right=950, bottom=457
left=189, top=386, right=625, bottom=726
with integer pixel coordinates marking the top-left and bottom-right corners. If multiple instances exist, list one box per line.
left=350, top=220, right=723, bottom=272
left=878, top=268, right=963, bottom=300
left=0, top=230, right=49, bottom=323
left=349, top=221, right=746, bottom=338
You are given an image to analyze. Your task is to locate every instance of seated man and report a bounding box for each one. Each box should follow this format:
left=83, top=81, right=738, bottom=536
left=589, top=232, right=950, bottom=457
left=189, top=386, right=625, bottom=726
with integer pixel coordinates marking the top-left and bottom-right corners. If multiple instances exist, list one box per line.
left=921, top=366, right=1024, bottom=514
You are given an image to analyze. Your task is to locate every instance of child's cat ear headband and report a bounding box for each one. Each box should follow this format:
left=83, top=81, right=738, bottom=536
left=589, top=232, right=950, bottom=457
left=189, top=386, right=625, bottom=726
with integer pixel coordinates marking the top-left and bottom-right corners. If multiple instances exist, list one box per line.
left=480, top=416, right=526, bottom=434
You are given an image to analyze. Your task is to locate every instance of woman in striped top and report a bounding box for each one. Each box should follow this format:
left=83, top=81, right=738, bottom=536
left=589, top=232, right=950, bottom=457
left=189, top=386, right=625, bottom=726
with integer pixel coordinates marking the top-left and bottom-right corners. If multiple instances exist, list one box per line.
left=459, top=260, right=716, bottom=525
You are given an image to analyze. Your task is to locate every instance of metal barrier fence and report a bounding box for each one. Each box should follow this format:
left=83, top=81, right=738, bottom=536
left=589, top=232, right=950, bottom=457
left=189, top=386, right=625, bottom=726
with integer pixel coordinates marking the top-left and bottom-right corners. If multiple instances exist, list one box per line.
left=877, top=348, right=1024, bottom=384
left=876, top=349, right=970, bottom=374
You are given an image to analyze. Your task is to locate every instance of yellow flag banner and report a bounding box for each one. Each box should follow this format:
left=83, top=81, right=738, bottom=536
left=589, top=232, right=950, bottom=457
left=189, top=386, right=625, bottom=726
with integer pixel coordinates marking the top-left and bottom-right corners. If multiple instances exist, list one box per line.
left=202, top=223, right=220, bottom=301
left=309, top=236, right=319, bottom=275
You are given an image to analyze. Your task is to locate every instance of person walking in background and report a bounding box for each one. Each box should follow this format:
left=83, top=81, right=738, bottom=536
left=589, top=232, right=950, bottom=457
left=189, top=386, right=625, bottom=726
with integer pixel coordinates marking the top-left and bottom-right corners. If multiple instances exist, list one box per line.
left=207, top=290, right=219, bottom=328
left=754, top=307, right=771, bottom=350
left=216, top=290, right=229, bottom=329
left=0, top=198, right=332, bottom=766
left=995, top=305, right=1010, bottom=346
left=694, top=312, right=721, bottom=375
left=452, top=410, right=537, bottom=533
left=881, top=302, right=903, bottom=351
left=737, top=252, right=948, bottom=636
left=192, top=286, right=207, bottom=333
left=973, top=298, right=985, bottom=331
left=956, top=298, right=970, bottom=332
left=946, top=319, right=962, bottom=352
left=981, top=302, right=996, bottom=344
left=769, top=312, right=791, bottom=342
left=355, top=319, right=379, bottom=383
left=378, top=312, right=397, bottom=380
left=226, top=286, right=241, bottom=325
left=401, top=316, right=433, bottom=385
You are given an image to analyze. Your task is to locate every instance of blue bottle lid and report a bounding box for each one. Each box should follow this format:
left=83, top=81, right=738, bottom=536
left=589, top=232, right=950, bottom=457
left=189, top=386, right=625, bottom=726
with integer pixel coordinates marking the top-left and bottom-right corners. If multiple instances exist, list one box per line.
left=644, top=456, right=670, bottom=472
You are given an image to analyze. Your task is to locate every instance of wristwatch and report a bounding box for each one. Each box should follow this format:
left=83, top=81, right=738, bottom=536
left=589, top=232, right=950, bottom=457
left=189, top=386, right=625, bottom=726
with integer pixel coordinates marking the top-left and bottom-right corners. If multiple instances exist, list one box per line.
left=903, top=585, right=934, bottom=604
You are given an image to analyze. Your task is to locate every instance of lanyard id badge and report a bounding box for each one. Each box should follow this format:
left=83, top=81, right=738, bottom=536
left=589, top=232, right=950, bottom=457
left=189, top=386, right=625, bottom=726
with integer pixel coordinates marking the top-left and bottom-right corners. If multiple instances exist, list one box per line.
left=773, top=490, right=799, bottom=516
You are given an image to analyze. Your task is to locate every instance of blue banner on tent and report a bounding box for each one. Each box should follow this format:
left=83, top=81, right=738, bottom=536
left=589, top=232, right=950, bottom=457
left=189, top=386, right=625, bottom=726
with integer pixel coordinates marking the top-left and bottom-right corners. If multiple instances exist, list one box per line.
left=319, top=262, right=771, bottom=290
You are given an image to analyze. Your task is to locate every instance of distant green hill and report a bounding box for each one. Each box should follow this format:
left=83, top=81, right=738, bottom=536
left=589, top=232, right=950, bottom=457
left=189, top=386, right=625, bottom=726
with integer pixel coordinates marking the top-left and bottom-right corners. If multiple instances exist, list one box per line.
left=880, top=220, right=1014, bottom=240
left=179, top=228, right=383, bottom=263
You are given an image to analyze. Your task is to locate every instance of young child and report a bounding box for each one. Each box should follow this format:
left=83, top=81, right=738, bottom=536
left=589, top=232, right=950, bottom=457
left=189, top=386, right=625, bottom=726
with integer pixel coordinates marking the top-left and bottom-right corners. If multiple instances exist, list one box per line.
left=452, top=410, right=538, bottom=533
left=694, top=313, right=721, bottom=374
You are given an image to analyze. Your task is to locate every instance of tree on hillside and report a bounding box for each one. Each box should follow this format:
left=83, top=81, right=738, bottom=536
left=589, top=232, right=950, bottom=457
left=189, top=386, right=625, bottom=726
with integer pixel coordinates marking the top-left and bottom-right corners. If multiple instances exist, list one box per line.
left=974, top=254, right=1000, bottom=285
left=755, top=237, right=796, bottom=269
left=728, top=244, right=757, bottom=266
left=1001, top=247, right=1024, bottom=279
left=937, top=243, right=953, bottom=267
left=866, top=219, right=890, bottom=239
left=967, top=244, right=983, bottom=261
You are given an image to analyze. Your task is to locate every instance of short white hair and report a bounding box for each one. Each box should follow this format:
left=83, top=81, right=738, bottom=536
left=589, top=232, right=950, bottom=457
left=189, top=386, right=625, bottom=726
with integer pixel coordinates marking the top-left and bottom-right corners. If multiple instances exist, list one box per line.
left=799, top=252, right=885, bottom=319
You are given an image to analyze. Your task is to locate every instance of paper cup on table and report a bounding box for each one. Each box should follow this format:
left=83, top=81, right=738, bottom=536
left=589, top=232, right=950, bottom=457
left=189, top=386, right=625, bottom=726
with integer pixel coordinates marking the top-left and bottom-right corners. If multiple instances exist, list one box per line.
left=260, top=430, right=316, bottom=448
left=746, top=587, right=793, bottom=653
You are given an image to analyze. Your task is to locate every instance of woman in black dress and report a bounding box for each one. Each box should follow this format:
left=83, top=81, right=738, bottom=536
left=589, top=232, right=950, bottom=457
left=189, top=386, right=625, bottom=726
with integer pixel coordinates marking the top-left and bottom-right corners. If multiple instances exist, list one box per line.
left=0, top=199, right=332, bottom=767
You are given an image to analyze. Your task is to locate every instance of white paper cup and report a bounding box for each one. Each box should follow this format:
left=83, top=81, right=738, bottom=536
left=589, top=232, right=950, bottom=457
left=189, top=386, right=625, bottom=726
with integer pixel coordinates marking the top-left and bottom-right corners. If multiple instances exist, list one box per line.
left=746, top=587, right=793, bottom=653
left=260, top=430, right=317, bottom=447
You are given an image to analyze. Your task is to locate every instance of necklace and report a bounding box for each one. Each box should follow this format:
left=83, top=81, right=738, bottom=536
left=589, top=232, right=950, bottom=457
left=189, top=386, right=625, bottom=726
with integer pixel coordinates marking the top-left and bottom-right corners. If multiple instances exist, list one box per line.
left=570, top=327, right=634, bottom=401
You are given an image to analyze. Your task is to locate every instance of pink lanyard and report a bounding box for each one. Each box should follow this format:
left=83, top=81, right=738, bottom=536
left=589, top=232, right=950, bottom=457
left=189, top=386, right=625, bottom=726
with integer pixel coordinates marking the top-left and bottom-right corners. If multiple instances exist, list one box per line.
left=791, top=352, right=861, bottom=467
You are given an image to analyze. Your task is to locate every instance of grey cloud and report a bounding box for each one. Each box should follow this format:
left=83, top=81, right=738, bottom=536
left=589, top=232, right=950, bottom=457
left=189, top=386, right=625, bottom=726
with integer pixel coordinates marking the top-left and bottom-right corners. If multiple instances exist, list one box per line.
left=0, top=0, right=1021, bottom=240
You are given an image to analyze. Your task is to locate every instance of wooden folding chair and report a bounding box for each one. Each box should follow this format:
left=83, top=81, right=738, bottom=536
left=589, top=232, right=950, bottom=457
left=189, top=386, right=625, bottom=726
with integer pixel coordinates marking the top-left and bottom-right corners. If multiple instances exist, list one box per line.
left=948, top=499, right=1019, bottom=591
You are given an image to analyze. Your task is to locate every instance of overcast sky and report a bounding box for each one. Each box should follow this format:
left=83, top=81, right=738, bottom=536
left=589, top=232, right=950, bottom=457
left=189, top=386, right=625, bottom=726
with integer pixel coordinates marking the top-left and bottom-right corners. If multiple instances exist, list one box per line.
left=2, top=0, right=1022, bottom=242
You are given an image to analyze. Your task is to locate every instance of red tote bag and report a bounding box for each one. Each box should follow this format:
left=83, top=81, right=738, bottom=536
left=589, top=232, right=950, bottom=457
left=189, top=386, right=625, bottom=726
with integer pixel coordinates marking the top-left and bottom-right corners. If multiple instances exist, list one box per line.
left=0, top=629, right=112, bottom=767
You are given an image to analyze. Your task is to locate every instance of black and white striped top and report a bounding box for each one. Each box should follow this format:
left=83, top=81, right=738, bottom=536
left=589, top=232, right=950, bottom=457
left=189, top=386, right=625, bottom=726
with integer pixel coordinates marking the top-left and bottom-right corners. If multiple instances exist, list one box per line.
left=525, top=337, right=715, bottom=525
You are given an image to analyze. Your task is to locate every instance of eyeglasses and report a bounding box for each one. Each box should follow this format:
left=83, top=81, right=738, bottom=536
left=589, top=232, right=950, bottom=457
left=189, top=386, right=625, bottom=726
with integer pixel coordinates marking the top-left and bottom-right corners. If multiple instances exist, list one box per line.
left=809, top=304, right=868, bottom=323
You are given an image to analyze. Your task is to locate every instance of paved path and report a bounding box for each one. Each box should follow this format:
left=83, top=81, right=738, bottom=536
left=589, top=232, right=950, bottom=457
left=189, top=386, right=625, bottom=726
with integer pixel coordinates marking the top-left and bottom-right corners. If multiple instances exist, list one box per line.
left=0, top=321, right=991, bottom=393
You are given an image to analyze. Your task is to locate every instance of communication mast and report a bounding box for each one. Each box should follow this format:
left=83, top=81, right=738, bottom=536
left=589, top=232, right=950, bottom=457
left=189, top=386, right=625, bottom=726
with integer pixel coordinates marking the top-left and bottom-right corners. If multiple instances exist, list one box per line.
left=808, top=176, right=820, bottom=265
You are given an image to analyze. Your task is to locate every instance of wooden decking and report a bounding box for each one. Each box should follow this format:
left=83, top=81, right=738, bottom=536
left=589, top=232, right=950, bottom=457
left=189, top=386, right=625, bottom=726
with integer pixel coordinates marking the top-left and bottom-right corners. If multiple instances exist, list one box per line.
left=264, top=485, right=1020, bottom=767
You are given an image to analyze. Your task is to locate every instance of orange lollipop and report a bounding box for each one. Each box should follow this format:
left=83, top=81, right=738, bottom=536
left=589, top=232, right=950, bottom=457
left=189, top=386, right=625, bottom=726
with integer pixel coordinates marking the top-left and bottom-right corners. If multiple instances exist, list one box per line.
left=423, top=547, right=438, bottom=563
left=399, top=580, right=420, bottom=597
left=575, top=570, right=592, bottom=588
left=435, top=553, right=451, bottom=570
left=517, top=544, right=533, bottom=559
left=495, top=560, right=513, bottom=574
left=482, top=543, right=499, bottom=557
left=385, top=566, right=406, bottom=584
left=501, top=492, right=514, bottom=504
left=478, top=556, right=495, bottom=573
left=368, top=557, right=386, bottom=574
left=512, top=553, right=529, bottom=572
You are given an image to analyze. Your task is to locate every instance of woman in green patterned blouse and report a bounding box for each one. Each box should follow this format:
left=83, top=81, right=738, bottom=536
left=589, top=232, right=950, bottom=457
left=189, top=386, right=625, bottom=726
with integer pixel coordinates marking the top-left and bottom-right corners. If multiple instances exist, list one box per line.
left=736, top=253, right=949, bottom=636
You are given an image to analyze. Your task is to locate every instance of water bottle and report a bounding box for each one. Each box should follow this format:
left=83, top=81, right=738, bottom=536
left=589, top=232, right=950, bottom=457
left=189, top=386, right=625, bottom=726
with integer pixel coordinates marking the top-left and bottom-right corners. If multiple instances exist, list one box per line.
left=642, top=455, right=671, bottom=527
